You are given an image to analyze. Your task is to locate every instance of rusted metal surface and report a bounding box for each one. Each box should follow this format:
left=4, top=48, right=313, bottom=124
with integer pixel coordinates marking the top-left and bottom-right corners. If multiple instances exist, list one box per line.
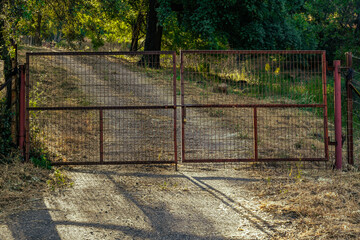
left=99, top=109, right=104, bottom=163
left=322, top=52, right=329, bottom=162
left=26, top=50, right=329, bottom=167
left=26, top=51, right=177, bottom=166
left=183, top=158, right=327, bottom=163
left=253, top=107, right=258, bottom=161
left=25, top=54, right=30, bottom=162
left=172, top=52, right=178, bottom=170
left=333, top=60, right=342, bottom=169
left=180, top=51, right=186, bottom=164
left=18, top=65, right=26, bottom=154
left=180, top=50, right=328, bottom=163
left=346, top=53, right=354, bottom=165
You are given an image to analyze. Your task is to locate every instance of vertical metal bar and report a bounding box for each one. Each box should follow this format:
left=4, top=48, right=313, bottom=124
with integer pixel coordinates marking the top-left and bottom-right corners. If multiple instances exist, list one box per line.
left=322, top=52, right=329, bottom=161
left=334, top=60, right=342, bottom=170
left=25, top=54, right=30, bottom=162
left=346, top=52, right=354, bottom=165
left=253, top=107, right=258, bottom=161
left=18, top=65, right=26, bottom=155
left=180, top=51, right=186, bottom=163
left=172, top=52, right=178, bottom=170
left=100, top=109, right=104, bottom=163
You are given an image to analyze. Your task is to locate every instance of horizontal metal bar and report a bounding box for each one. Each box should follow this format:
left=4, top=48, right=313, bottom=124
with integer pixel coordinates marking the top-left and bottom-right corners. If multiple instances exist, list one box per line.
left=349, top=83, right=360, bottom=98
left=28, top=104, right=325, bottom=111
left=181, top=50, right=325, bottom=55
left=51, top=160, right=176, bottom=166
left=183, top=158, right=328, bottom=163
left=27, top=51, right=175, bottom=56
left=0, top=78, right=14, bottom=92
left=183, top=104, right=325, bottom=108
left=28, top=105, right=176, bottom=111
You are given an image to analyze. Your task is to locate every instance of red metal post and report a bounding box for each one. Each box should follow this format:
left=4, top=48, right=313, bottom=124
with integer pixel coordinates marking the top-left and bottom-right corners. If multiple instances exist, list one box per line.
left=180, top=51, right=186, bottom=163
left=346, top=52, right=354, bottom=165
left=25, top=54, right=30, bottom=162
left=172, top=52, right=178, bottom=170
left=18, top=65, right=26, bottom=155
left=334, top=60, right=342, bottom=170
left=322, top=52, right=329, bottom=161
left=253, top=107, right=258, bottom=161
left=99, top=109, right=104, bottom=163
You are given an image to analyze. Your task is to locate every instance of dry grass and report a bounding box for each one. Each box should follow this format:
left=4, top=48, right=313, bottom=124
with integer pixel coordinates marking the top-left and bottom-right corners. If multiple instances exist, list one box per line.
left=0, top=158, right=50, bottom=219
left=244, top=168, right=360, bottom=239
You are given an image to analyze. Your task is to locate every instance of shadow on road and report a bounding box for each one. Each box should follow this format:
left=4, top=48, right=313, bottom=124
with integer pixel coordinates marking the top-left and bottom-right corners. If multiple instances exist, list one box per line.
left=5, top=167, right=276, bottom=239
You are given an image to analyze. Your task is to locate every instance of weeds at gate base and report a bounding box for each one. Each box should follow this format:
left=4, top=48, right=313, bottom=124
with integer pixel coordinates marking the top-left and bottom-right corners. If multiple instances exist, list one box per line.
left=47, top=168, right=74, bottom=191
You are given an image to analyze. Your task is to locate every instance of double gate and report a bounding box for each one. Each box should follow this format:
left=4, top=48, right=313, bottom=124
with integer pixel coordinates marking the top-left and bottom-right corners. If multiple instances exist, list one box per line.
left=22, top=50, right=329, bottom=168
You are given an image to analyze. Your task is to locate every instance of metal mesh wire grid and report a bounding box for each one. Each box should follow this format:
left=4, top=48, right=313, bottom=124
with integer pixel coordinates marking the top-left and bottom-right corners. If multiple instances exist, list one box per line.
left=25, top=50, right=330, bottom=167
left=181, top=50, right=328, bottom=163
left=27, top=52, right=176, bottom=108
left=26, top=52, right=177, bottom=165
left=348, top=54, right=360, bottom=165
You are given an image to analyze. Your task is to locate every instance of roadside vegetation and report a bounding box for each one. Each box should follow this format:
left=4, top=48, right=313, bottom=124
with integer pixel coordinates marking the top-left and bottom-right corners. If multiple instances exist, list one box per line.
left=243, top=168, right=360, bottom=239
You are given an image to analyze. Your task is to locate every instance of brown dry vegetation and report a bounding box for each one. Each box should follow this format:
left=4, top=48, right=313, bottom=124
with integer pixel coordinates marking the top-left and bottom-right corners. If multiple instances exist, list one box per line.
left=244, top=168, right=360, bottom=239
left=0, top=159, right=50, bottom=218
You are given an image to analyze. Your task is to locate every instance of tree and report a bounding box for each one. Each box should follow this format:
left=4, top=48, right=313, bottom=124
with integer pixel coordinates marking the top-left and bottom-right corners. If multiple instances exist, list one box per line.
left=304, top=0, right=360, bottom=60
left=158, top=0, right=314, bottom=50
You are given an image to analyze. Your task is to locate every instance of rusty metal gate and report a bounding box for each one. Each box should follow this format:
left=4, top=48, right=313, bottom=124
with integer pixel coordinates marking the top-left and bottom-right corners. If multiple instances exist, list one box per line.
left=24, top=51, right=178, bottom=167
left=23, top=50, right=329, bottom=167
left=180, top=50, right=329, bottom=163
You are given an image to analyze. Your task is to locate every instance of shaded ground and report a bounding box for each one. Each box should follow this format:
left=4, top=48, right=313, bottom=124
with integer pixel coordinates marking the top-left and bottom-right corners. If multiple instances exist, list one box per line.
left=2, top=165, right=289, bottom=240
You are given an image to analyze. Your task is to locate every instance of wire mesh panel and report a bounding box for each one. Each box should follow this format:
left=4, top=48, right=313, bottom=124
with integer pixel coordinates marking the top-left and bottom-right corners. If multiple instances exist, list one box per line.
left=347, top=53, right=360, bottom=166
left=181, top=50, right=328, bottom=163
left=26, top=51, right=177, bottom=166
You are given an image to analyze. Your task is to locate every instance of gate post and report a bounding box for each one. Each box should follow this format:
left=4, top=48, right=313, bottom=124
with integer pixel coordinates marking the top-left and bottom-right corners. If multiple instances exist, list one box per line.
left=334, top=60, right=342, bottom=170
left=18, top=65, right=26, bottom=156
left=346, top=53, right=354, bottom=165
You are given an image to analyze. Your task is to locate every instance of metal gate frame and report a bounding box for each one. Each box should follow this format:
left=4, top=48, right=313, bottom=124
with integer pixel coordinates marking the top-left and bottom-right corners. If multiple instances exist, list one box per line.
left=20, top=50, right=330, bottom=167
left=23, top=51, right=178, bottom=168
left=180, top=50, right=329, bottom=163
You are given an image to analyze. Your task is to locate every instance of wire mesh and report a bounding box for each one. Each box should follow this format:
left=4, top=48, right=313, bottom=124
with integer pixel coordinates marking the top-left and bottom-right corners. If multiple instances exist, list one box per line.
left=181, top=50, right=328, bottom=163
left=27, top=52, right=175, bottom=108
left=348, top=54, right=360, bottom=166
left=26, top=52, right=177, bottom=165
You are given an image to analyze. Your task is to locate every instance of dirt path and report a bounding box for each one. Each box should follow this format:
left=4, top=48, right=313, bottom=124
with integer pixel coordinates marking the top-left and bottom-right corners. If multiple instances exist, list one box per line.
left=3, top=165, right=286, bottom=239
left=1, top=54, right=286, bottom=239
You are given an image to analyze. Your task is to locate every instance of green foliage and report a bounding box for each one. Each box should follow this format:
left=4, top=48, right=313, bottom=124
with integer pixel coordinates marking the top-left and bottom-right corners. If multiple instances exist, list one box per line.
left=47, top=169, right=74, bottom=191
left=303, top=0, right=360, bottom=60
left=158, top=0, right=315, bottom=50
left=29, top=147, right=51, bottom=170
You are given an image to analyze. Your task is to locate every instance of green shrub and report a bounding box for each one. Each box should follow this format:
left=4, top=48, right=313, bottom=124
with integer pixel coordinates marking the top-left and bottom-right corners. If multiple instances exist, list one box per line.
left=29, top=147, right=52, bottom=170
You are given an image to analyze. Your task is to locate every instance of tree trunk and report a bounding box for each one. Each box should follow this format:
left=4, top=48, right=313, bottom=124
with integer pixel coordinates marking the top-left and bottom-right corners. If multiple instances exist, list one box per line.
left=139, top=0, right=163, bottom=68
left=130, top=12, right=144, bottom=51
left=34, top=12, right=42, bottom=46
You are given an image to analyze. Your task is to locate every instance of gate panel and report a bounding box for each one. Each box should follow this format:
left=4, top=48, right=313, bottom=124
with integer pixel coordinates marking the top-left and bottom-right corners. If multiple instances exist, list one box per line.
left=26, top=52, right=177, bottom=166
left=181, top=50, right=328, bottom=162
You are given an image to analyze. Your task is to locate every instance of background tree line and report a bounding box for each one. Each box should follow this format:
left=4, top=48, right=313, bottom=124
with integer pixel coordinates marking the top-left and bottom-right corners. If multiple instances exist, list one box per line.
left=1, top=0, right=360, bottom=73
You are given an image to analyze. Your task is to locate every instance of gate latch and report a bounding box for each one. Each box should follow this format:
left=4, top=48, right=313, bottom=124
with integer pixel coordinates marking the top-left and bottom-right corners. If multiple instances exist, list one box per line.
left=328, top=135, right=346, bottom=147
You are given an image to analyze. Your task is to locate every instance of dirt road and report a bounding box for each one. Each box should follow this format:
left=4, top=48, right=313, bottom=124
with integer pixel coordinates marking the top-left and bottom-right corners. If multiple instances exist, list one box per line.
left=3, top=165, right=287, bottom=240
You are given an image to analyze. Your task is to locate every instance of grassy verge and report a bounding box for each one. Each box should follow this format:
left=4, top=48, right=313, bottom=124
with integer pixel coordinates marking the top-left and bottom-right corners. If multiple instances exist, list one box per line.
left=244, top=169, right=360, bottom=239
